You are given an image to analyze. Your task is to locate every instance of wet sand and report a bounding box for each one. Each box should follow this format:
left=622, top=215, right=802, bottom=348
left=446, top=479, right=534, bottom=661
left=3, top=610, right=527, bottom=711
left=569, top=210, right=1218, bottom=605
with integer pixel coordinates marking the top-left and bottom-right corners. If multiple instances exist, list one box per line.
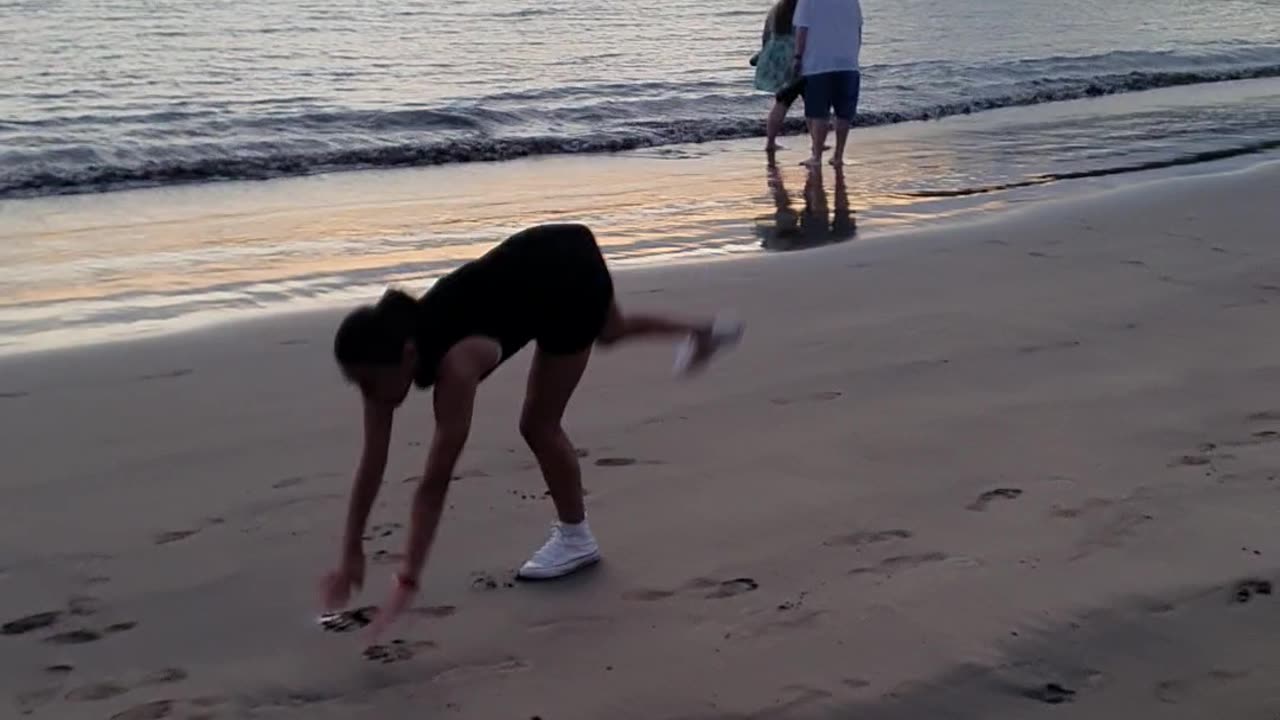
left=5, top=78, right=1277, bottom=356
left=2, top=161, right=1280, bottom=719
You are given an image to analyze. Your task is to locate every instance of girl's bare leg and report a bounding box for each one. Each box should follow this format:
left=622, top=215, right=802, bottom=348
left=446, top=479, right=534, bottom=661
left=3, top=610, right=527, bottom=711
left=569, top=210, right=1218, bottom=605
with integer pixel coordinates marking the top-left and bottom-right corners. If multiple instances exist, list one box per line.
left=520, top=348, right=591, bottom=524
left=516, top=347, right=600, bottom=580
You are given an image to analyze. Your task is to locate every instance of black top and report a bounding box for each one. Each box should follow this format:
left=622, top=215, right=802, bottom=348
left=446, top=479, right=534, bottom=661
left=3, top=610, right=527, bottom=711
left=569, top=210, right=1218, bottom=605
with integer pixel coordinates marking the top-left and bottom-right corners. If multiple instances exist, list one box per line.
left=410, top=224, right=613, bottom=389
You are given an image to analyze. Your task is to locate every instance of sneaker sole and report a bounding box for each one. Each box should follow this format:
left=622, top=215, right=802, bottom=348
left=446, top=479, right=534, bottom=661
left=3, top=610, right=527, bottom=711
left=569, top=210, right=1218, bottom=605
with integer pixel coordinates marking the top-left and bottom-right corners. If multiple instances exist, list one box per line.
left=515, top=553, right=602, bottom=581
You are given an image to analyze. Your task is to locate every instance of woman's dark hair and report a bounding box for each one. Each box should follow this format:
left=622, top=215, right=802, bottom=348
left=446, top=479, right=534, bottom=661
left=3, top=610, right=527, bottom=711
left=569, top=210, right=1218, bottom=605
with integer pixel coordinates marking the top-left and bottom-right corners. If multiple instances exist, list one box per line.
left=773, top=0, right=798, bottom=36
left=333, top=288, right=419, bottom=367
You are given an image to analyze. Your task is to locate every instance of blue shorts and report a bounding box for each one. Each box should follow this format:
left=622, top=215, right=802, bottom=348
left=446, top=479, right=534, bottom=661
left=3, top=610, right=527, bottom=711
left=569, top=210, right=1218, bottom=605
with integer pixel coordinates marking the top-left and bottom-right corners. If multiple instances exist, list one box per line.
left=802, top=70, right=861, bottom=121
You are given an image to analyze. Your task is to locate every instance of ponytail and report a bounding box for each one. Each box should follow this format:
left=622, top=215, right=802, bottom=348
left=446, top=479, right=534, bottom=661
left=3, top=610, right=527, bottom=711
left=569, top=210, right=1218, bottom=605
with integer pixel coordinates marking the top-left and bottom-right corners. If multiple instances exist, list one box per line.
left=333, top=287, right=418, bottom=367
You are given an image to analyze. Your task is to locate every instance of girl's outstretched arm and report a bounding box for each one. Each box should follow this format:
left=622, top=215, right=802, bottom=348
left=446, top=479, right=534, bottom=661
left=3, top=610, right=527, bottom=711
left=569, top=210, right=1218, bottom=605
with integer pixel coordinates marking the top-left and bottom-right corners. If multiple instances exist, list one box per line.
left=368, top=337, right=499, bottom=639
left=322, top=397, right=394, bottom=610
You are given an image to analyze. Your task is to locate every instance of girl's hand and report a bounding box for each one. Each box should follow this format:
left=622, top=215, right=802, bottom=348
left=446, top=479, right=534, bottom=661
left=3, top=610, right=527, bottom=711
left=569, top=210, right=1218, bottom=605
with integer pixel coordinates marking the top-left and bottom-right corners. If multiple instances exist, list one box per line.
left=366, top=572, right=418, bottom=643
left=321, top=552, right=366, bottom=611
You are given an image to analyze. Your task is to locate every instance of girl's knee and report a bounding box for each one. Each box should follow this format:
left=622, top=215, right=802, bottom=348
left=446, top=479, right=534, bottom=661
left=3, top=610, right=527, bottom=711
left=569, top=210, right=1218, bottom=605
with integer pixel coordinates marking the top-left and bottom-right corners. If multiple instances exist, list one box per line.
left=519, top=415, right=562, bottom=446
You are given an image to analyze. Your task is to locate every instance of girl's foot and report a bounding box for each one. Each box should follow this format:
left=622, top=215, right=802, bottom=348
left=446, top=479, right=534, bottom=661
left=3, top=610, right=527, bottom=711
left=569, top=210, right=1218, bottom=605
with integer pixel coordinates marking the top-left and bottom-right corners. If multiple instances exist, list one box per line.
left=674, top=315, right=745, bottom=376
left=517, top=520, right=601, bottom=580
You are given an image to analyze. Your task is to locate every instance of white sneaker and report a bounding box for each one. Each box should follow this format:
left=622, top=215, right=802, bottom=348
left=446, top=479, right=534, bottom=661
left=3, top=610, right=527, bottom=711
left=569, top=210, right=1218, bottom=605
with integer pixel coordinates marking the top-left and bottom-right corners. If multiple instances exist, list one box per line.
left=517, top=521, right=601, bottom=580
left=673, top=314, right=745, bottom=377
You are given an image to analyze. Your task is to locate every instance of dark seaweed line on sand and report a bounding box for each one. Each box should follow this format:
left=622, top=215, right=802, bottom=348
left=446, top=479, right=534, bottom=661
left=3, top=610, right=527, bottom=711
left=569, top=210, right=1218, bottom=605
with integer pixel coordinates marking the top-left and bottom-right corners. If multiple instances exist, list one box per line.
left=898, top=139, right=1280, bottom=199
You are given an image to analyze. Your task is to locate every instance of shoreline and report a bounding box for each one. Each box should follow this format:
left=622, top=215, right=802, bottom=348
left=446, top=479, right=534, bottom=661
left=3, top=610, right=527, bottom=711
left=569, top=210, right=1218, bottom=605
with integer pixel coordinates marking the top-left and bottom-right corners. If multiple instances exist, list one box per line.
left=3, top=77, right=1278, bottom=358
left=1, top=152, right=1275, bottom=368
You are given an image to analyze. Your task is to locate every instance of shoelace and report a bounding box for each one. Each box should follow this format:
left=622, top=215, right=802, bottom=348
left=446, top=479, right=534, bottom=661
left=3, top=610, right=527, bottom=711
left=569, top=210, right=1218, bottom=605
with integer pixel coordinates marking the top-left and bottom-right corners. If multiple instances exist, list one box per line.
left=529, top=525, right=567, bottom=563
left=530, top=525, right=590, bottom=564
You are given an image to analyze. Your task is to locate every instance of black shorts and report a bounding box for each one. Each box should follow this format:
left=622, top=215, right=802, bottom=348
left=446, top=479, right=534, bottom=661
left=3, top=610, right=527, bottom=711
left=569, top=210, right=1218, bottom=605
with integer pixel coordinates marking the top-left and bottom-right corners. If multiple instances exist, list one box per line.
left=526, top=224, right=615, bottom=355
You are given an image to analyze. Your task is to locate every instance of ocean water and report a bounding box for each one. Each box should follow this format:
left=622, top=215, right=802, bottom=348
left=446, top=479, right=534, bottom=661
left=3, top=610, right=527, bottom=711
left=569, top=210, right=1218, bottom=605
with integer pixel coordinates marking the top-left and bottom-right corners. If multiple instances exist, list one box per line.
left=2, top=0, right=1278, bottom=197
left=1, top=0, right=1279, bottom=354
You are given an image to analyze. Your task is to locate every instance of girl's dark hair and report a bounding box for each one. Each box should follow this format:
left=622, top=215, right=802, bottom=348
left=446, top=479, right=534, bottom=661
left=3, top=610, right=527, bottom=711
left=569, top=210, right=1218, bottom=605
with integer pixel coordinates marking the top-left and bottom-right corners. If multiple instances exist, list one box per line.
left=333, top=288, right=419, bottom=367
left=774, top=0, right=798, bottom=36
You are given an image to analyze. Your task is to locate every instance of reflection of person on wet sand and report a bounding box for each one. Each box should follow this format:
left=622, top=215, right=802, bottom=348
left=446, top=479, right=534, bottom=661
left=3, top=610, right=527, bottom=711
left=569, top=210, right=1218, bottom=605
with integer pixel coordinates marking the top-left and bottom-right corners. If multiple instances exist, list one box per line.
left=756, top=162, right=855, bottom=251
left=830, top=165, right=857, bottom=239
left=757, top=160, right=802, bottom=249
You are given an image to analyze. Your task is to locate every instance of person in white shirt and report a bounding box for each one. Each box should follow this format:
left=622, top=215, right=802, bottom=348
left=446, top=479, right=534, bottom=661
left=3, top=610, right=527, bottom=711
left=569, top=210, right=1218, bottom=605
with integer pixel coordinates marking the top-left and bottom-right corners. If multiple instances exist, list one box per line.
left=792, top=0, right=864, bottom=167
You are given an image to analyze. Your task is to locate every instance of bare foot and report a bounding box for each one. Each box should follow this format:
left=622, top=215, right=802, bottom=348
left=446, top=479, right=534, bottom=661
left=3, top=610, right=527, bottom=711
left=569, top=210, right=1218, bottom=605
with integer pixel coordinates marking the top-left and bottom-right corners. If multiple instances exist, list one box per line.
left=829, top=157, right=844, bottom=167
left=800, top=156, right=822, bottom=168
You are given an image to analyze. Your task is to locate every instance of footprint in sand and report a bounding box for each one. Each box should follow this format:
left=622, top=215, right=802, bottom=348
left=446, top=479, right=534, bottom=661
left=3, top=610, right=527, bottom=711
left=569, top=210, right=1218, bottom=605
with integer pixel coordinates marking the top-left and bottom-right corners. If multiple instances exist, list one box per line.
left=408, top=605, right=457, bottom=619
left=1017, top=340, right=1080, bottom=355
left=153, top=529, right=199, bottom=545
left=776, top=590, right=810, bottom=612
left=271, top=475, right=309, bottom=489
left=824, top=529, right=913, bottom=548
left=318, top=606, right=377, bottom=633
left=623, top=577, right=759, bottom=601
left=470, top=572, right=516, bottom=591
left=364, top=639, right=436, bottom=664
left=363, top=522, right=402, bottom=540
left=371, top=550, right=405, bottom=565
left=772, top=391, right=843, bottom=406
left=621, top=588, right=677, bottom=602
left=67, top=594, right=108, bottom=618
left=850, top=552, right=952, bottom=578
left=1171, top=453, right=1212, bottom=467
left=1020, top=682, right=1076, bottom=705
left=1050, top=497, right=1115, bottom=519
left=2, top=611, right=62, bottom=635
left=967, top=488, right=1023, bottom=511
left=141, top=668, right=188, bottom=685
left=135, top=369, right=194, bottom=382
left=66, top=682, right=129, bottom=702
left=1155, top=670, right=1250, bottom=704
left=45, top=629, right=103, bottom=645
left=704, top=578, right=760, bottom=599
left=111, top=700, right=175, bottom=720
left=594, top=457, right=637, bottom=467
left=431, top=658, right=529, bottom=684
left=1231, top=578, right=1272, bottom=604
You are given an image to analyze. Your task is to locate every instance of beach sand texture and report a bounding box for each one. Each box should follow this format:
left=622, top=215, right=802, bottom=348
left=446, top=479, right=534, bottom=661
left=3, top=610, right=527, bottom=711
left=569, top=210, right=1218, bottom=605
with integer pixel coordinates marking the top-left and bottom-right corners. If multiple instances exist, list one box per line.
left=2, top=161, right=1280, bottom=718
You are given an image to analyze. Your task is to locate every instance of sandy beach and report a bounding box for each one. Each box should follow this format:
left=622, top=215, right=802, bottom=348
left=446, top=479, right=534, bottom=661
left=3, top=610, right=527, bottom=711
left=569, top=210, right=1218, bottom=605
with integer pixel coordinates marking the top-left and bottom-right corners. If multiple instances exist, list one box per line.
left=3, top=159, right=1280, bottom=719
